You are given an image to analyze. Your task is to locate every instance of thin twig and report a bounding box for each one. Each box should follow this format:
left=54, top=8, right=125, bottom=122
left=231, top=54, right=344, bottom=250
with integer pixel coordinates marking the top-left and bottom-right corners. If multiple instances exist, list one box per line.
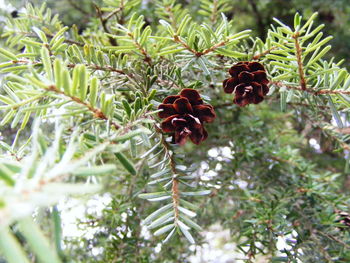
left=317, top=230, right=350, bottom=250
left=128, top=32, right=152, bottom=66
left=293, top=32, right=307, bottom=90
left=173, top=35, right=229, bottom=57
left=211, top=0, right=218, bottom=24
left=165, top=5, right=177, bottom=30
left=272, top=81, right=350, bottom=95
left=103, top=6, right=123, bottom=22
left=252, top=46, right=277, bottom=60
left=46, top=85, right=120, bottom=129
left=94, top=4, right=117, bottom=46
left=156, top=126, right=180, bottom=223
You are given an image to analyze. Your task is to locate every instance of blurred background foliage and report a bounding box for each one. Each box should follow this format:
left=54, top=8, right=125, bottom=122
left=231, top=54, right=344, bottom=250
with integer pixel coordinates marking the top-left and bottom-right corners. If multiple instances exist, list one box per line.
left=4, top=0, right=350, bottom=68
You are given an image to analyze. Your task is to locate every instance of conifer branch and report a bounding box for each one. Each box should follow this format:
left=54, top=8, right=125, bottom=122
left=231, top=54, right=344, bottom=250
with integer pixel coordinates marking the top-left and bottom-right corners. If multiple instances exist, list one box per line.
left=173, top=35, right=231, bottom=57
left=103, top=1, right=124, bottom=23
left=272, top=82, right=350, bottom=95
left=127, top=32, right=152, bottom=66
left=20, top=32, right=84, bottom=46
left=45, top=85, right=121, bottom=129
left=293, top=32, right=307, bottom=91
left=10, top=59, right=129, bottom=77
left=94, top=4, right=118, bottom=46
left=157, top=126, right=180, bottom=223
left=252, top=46, right=277, bottom=60
left=165, top=5, right=178, bottom=30
left=211, top=0, right=218, bottom=24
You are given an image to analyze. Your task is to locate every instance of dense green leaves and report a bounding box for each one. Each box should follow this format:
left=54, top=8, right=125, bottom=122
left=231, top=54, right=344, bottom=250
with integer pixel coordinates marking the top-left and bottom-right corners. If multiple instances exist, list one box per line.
left=0, top=1, right=350, bottom=262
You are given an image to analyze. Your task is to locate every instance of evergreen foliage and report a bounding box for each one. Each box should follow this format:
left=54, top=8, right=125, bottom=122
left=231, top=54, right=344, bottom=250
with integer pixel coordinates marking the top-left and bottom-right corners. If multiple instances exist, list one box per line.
left=0, top=0, right=350, bottom=262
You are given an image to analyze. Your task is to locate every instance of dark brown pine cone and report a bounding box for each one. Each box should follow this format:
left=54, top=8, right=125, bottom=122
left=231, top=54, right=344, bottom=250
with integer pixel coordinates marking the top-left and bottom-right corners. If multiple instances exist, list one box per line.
left=223, top=61, right=269, bottom=107
left=158, top=89, right=216, bottom=145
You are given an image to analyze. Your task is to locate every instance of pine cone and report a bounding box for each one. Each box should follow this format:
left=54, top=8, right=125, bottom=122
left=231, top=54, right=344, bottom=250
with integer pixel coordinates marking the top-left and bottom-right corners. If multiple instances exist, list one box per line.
left=158, top=89, right=216, bottom=145
left=223, top=61, right=269, bottom=107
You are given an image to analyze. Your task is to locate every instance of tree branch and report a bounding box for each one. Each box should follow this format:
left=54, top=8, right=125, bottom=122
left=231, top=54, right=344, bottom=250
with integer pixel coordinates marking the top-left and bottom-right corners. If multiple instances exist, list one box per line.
left=156, top=126, right=180, bottom=223
left=272, top=81, right=350, bottom=95
left=94, top=4, right=117, bottom=46
left=252, top=46, right=277, bottom=60
left=46, top=85, right=120, bottom=130
left=293, top=32, right=307, bottom=90
left=173, top=35, right=230, bottom=57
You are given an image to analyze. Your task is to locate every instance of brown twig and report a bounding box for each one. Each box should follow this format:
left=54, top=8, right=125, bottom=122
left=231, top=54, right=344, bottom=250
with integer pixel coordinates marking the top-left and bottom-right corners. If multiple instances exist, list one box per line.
left=66, top=63, right=128, bottom=76
left=252, top=46, right=277, bottom=60
left=156, top=126, right=180, bottom=222
left=173, top=35, right=197, bottom=55
left=46, top=85, right=120, bottom=129
left=211, top=0, right=218, bottom=24
left=94, top=4, right=117, bottom=46
left=292, top=32, right=307, bottom=91
left=165, top=5, right=178, bottom=30
left=272, top=81, right=350, bottom=95
left=173, top=35, right=229, bottom=57
left=103, top=5, right=124, bottom=23
left=127, top=32, right=152, bottom=66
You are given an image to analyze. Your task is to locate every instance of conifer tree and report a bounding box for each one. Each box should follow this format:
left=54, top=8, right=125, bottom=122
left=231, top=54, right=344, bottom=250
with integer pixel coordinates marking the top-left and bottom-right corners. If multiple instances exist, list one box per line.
left=0, top=1, right=350, bottom=262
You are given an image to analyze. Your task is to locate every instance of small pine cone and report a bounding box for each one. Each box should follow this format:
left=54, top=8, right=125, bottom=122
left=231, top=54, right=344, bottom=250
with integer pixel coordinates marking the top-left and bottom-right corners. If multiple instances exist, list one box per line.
left=335, top=209, right=350, bottom=229
left=223, top=61, right=269, bottom=107
left=158, top=89, right=216, bottom=145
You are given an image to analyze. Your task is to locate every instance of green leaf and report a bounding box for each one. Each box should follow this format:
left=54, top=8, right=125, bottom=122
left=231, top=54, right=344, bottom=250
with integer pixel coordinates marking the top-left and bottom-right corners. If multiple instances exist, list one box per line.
left=196, top=57, right=210, bottom=75
left=182, top=190, right=211, bottom=196
left=62, top=69, right=71, bottom=95
left=79, top=65, right=88, bottom=100
left=178, top=206, right=196, bottom=218
left=89, top=77, right=98, bottom=107
left=150, top=168, right=171, bottom=179
left=0, top=227, right=30, bottom=263
left=52, top=206, right=64, bottom=260
left=41, top=46, right=53, bottom=81
left=148, top=211, right=174, bottom=229
left=307, top=45, right=331, bottom=66
left=143, top=203, right=173, bottom=225
left=49, top=26, right=68, bottom=46
left=138, top=192, right=168, bottom=200
left=180, top=215, right=203, bottom=232
left=122, top=99, right=132, bottom=117
left=0, top=163, right=15, bottom=186
left=115, top=152, right=137, bottom=175
left=162, top=228, right=176, bottom=243
left=147, top=176, right=172, bottom=185
left=330, top=69, right=347, bottom=90
left=115, top=129, right=146, bottom=142
left=71, top=64, right=81, bottom=97
left=327, top=95, right=343, bottom=128
left=178, top=221, right=195, bottom=244
left=53, top=59, right=62, bottom=90
left=0, top=48, right=18, bottom=60
left=154, top=224, right=174, bottom=236
left=17, top=217, right=61, bottom=263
